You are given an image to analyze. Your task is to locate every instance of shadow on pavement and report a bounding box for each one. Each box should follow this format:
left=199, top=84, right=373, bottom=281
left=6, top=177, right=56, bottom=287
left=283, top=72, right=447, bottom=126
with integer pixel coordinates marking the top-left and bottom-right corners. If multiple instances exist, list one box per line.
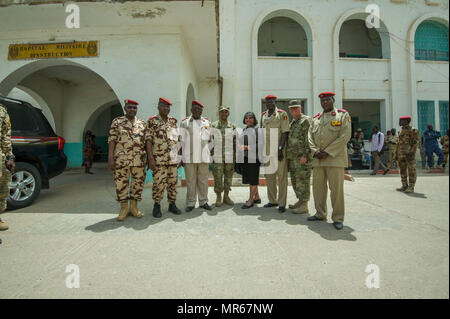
left=232, top=203, right=357, bottom=242
left=404, top=192, right=427, bottom=199
left=85, top=205, right=209, bottom=232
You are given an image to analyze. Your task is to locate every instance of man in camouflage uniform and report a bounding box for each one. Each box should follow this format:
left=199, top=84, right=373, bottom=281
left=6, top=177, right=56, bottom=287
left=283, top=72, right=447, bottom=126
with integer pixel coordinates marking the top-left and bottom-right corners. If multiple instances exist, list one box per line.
left=211, top=106, right=236, bottom=207
left=0, top=103, right=15, bottom=231
left=108, top=99, right=147, bottom=221
left=440, top=129, right=449, bottom=169
left=146, top=97, right=182, bottom=218
left=395, top=116, right=419, bottom=193
left=386, top=128, right=398, bottom=169
left=286, top=100, right=312, bottom=214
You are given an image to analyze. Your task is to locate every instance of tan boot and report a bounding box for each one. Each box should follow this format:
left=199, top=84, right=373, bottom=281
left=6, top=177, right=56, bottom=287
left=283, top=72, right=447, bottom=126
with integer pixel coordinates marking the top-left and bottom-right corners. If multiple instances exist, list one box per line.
left=215, top=192, right=223, bottom=207
left=117, top=201, right=129, bottom=221
left=223, top=191, right=234, bottom=205
left=396, top=184, right=408, bottom=192
left=289, top=200, right=302, bottom=209
left=0, top=218, right=9, bottom=231
left=129, top=199, right=143, bottom=218
left=404, top=184, right=415, bottom=193
left=293, top=201, right=309, bottom=214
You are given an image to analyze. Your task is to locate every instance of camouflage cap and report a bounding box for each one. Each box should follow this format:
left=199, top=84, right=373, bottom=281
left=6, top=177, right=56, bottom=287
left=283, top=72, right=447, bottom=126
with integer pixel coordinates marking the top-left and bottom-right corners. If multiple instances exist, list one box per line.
left=288, top=100, right=302, bottom=108
left=218, top=105, right=231, bottom=112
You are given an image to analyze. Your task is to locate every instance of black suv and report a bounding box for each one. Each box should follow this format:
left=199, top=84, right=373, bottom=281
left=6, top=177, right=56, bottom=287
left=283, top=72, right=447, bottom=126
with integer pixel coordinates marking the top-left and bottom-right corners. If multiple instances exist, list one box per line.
left=1, top=96, right=67, bottom=209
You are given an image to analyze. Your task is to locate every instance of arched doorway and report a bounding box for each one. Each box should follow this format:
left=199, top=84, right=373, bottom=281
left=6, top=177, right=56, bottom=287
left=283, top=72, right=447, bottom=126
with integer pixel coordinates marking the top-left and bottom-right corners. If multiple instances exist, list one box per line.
left=0, top=59, right=120, bottom=167
left=83, top=102, right=124, bottom=162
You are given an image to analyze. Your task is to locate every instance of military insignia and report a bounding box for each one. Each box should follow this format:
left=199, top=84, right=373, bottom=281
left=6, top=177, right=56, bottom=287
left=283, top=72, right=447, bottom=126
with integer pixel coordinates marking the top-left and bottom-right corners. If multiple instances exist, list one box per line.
left=86, top=41, right=98, bottom=56
left=338, top=108, right=348, bottom=113
left=9, top=45, right=19, bottom=59
left=331, top=121, right=342, bottom=126
left=313, top=113, right=322, bottom=119
left=331, top=112, right=336, bottom=116
left=8, top=120, right=11, bottom=127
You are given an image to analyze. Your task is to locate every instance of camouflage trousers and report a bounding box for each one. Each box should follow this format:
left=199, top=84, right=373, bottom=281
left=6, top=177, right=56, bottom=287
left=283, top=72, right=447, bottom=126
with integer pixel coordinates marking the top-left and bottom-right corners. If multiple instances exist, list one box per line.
left=388, top=149, right=398, bottom=169
left=152, top=165, right=178, bottom=203
left=398, top=156, right=416, bottom=186
left=0, top=164, right=11, bottom=213
left=212, top=163, right=234, bottom=193
left=113, top=166, right=146, bottom=202
left=288, top=159, right=312, bottom=202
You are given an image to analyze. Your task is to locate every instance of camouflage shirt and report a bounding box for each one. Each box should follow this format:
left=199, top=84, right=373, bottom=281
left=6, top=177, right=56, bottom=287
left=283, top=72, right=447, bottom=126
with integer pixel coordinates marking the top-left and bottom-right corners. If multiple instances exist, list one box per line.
left=0, top=104, right=13, bottom=159
left=441, top=135, right=449, bottom=153
left=108, top=116, right=147, bottom=168
left=145, top=114, right=179, bottom=166
left=286, top=115, right=312, bottom=160
left=397, top=125, right=419, bottom=158
left=211, top=120, right=236, bottom=163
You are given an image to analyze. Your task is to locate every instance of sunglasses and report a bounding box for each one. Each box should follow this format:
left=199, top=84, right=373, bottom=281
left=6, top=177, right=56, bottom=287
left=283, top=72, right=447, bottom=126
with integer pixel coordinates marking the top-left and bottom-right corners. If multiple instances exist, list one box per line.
left=126, top=106, right=138, bottom=110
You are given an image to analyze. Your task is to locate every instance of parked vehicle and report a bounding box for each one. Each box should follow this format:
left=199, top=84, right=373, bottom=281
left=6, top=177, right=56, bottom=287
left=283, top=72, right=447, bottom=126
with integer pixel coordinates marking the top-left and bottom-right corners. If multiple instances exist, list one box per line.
left=1, top=96, right=67, bottom=209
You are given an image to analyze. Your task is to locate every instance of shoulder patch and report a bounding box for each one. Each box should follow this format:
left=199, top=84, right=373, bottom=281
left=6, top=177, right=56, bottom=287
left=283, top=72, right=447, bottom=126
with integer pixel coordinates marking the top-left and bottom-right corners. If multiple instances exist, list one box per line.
left=338, top=108, right=348, bottom=113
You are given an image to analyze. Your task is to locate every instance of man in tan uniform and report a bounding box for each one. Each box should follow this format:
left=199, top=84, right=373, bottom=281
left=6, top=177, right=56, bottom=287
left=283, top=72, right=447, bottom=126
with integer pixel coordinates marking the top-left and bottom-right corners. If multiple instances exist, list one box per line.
left=0, top=103, right=15, bottom=231
left=180, top=100, right=212, bottom=212
left=260, top=94, right=290, bottom=213
left=108, top=99, right=147, bottom=221
left=308, top=92, right=352, bottom=230
left=146, top=97, right=182, bottom=218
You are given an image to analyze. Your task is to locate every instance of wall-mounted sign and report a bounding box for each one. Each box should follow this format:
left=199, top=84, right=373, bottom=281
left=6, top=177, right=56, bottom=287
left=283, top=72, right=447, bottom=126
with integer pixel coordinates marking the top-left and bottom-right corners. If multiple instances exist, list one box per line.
left=8, top=41, right=98, bottom=60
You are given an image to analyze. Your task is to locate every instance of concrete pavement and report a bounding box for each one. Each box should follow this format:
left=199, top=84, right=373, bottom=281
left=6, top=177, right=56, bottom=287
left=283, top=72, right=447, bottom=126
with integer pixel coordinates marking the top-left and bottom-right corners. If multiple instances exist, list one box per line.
left=0, top=167, right=448, bottom=298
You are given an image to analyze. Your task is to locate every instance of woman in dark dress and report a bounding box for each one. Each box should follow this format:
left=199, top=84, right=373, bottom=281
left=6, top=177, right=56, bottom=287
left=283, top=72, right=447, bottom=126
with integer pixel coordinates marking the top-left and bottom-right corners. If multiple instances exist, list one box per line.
left=239, top=112, right=264, bottom=209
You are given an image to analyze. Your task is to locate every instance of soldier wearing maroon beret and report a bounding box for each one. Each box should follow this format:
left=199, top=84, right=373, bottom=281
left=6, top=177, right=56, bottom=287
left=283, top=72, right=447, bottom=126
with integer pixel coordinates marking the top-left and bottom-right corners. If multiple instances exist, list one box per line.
left=108, top=99, right=146, bottom=221
left=395, top=116, right=419, bottom=193
left=145, top=97, right=182, bottom=217
left=260, top=94, right=290, bottom=213
left=308, top=91, right=351, bottom=230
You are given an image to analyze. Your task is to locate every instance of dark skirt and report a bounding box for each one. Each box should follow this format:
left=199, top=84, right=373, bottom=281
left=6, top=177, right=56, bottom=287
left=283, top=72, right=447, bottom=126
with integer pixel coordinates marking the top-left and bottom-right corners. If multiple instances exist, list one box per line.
left=242, top=161, right=260, bottom=186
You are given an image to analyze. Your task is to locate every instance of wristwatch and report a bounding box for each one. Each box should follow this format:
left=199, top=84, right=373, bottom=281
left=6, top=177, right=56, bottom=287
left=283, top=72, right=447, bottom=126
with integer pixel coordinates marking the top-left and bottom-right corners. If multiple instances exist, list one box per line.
left=7, top=155, right=15, bottom=161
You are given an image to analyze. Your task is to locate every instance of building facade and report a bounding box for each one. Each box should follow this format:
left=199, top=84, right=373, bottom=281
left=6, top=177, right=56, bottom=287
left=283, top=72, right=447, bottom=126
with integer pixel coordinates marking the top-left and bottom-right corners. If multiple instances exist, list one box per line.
left=0, top=0, right=448, bottom=167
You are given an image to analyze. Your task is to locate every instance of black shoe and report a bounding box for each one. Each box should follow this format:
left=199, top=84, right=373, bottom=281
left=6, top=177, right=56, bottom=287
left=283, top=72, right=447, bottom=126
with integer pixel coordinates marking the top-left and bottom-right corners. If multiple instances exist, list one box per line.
left=307, top=215, right=324, bottom=221
left=168, top=203, right=181, bottom=215
left=333, top=222, right=343, bottom=230
left=200, top=203, right=212, bottom=211
left=264, top=203, right=278, bottom=208
left=383, top=169, right=390, bottom=175
left=241, top=203, right=254, bottom=209
left=278, top=206, right=286, bottom=213
left=153, top=203, right=162, bottom=218
left=254, top=199, right=261, bottom=204
left=185, top=206, right=194, bottom=213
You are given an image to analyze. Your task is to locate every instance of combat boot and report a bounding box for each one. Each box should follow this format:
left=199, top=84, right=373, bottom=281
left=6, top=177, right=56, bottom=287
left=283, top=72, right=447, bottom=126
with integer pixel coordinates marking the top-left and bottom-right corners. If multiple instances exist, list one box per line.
left=215, top=192, right=222, bottom=207
left=223, top=192, right=234, bottom=205
left=153, top=203, right=162, bottom=218
left=293, top=201, right=309, bottom=214
left=396, top=184, right=408, bottom=192
left=129, top=199, right=143, bottom=218
left=169, top=202, right=182, bottom=215
left=289, top=200, right=302, bottom=209
left=117, top=201, right=129, bottom=221
left=0, top=218, right=9, bottom=231
left=404, top=184, right=415, bottom=193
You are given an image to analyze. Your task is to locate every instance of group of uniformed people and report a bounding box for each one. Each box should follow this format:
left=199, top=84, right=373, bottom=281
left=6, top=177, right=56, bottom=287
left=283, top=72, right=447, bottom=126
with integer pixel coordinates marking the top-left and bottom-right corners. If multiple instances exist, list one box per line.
left=104, top=92, right=424, bottom=230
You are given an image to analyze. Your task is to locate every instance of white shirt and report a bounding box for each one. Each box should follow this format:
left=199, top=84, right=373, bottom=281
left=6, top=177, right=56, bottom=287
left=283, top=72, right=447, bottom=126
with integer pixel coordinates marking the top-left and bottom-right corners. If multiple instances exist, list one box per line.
left=371, top=132, right=385, bottom=152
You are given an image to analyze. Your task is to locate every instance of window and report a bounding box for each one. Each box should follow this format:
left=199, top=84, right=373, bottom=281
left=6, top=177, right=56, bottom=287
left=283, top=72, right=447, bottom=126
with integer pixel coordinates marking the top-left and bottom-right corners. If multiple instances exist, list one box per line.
left=417, top=100, right=435, bottom=136
left=415, top=21, right=449, bottom=62
left=339, top=19, right=384, bottom=59
left=439, top=101, right=449, bottom=135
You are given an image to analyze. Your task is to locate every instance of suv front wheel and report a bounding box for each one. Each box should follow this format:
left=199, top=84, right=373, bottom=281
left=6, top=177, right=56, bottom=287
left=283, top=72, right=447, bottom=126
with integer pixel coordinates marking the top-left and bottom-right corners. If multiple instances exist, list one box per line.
left=7, top=162, right=42, bottom=209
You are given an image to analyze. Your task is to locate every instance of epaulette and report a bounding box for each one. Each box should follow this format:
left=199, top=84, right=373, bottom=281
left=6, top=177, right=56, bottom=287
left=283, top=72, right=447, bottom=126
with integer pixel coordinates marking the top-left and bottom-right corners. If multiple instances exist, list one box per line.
left=148, top=115, right=156, bottom=121
left=277, top=109, right=286, bottom=113
left=182, top=117, right=188, bottom=121
left=313, top=113, right=322, bottom=119
left=262, top=111, right=267, bottom=115
left=338, top=108, right=348, bottom=113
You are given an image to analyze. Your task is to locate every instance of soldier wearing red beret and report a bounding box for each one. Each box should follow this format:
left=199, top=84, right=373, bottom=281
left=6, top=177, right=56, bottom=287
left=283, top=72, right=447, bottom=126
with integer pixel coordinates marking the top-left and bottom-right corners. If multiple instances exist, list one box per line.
left=260, top=94, right=290, bottom=213
left=395, top=116, right=419, bottom=193
left=145, top=97, right=182, bottom=217
left=307, top=91, right=351, bottom=230
left=108, top=99, right=147, bottom=221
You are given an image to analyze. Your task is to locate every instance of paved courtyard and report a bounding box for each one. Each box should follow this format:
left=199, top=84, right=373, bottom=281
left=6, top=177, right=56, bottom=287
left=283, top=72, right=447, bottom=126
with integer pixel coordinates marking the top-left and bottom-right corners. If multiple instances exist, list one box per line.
left=0, top=167, right=448, bottom=299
